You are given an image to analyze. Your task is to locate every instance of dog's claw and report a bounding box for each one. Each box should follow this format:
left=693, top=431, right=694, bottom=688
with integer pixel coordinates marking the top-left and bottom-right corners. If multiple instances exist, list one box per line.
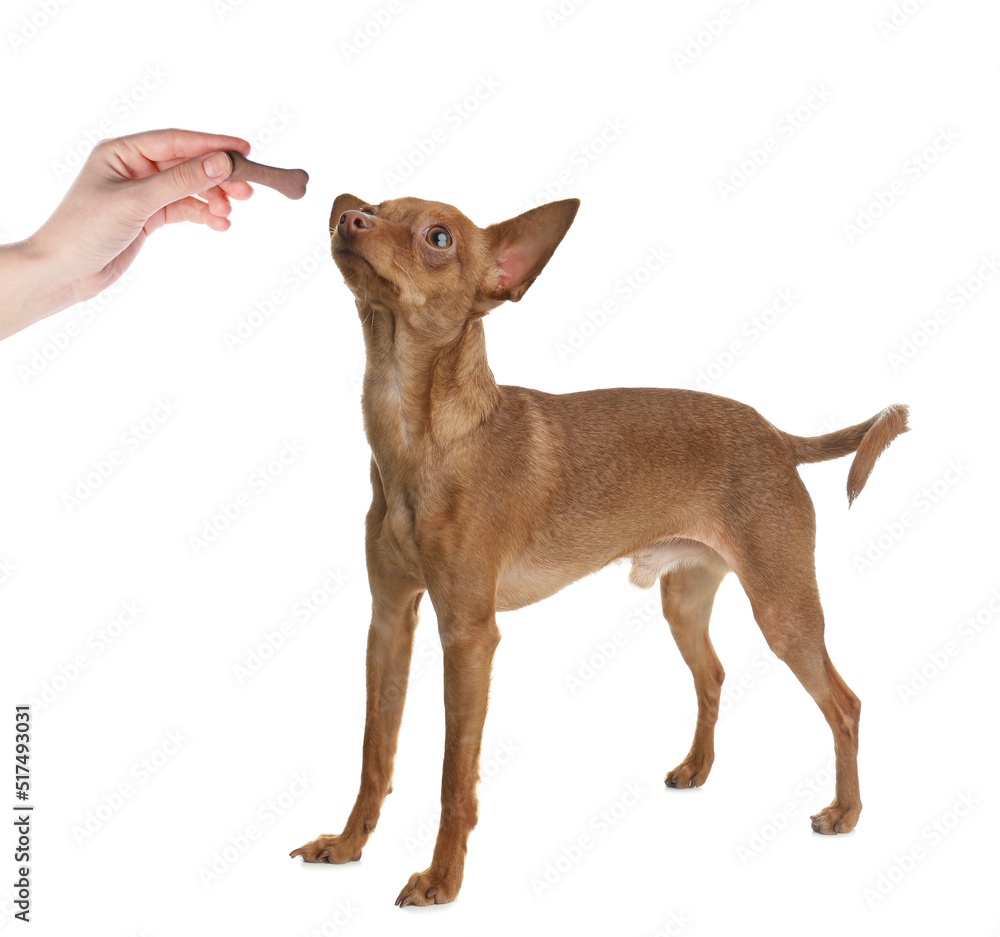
left=664, top=756, right=712, bottom=789
left=395, top=870, right=458, bottom=907
left=290, top=833, right=364, bottom=863
left=810, top=803, right=860, bottom=834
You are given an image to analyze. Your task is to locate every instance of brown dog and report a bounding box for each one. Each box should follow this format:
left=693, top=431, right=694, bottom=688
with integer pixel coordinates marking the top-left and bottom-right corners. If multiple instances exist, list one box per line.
left=290, top=194, right=909, bottom=906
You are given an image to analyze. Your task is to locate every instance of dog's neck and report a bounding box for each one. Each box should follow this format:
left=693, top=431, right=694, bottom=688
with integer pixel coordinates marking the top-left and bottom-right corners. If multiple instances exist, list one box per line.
left=359, top=300, right=501, bottom=467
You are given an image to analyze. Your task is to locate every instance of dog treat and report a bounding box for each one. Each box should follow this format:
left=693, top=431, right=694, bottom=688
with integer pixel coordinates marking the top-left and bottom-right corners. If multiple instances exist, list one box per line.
left=224, top=151, right=309, bottom=200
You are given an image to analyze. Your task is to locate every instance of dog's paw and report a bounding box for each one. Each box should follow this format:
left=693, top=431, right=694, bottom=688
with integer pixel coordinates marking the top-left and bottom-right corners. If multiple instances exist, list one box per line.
left=810, top=802, right=860, bottom=834
left=395, top=867, right=461, bottom=907
left=289, top=833, right=363, bottom=863
left=664, top=757, right=712, bottom=789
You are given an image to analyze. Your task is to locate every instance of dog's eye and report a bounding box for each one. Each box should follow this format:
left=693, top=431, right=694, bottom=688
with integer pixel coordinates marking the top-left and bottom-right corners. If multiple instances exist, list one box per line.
left=426, top=226, right=452, bottom=249
left=361, top=207, right=375, bottom=215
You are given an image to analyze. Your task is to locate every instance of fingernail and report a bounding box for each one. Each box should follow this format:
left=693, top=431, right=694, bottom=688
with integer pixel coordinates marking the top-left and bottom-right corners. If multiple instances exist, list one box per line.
left=203, top=152, right=231, bottom=178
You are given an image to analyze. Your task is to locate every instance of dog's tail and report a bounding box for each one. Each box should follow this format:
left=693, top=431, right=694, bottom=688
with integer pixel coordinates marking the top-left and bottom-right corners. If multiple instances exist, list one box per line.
left=784, top=404, right=910, bottom=506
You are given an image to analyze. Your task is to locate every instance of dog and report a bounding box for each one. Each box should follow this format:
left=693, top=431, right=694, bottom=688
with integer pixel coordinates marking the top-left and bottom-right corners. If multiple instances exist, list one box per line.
left=290, top=194, right=909, bottom=906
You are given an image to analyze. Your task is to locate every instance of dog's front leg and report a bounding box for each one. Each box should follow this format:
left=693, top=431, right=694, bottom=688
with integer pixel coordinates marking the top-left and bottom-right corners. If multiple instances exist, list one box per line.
left=396, top=593, right=500, bottom=907
left=291, top=565, right=422, bottom=864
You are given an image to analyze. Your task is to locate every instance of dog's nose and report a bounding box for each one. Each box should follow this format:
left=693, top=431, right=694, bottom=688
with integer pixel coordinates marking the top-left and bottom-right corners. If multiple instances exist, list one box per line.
left=338, top=210, right=375, bottom=236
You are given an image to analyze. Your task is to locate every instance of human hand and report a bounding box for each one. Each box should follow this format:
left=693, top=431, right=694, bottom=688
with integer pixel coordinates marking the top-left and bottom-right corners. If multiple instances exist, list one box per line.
left=1, top=128, right=254, bottom=339
left=37, top=128, right=254, bottom=300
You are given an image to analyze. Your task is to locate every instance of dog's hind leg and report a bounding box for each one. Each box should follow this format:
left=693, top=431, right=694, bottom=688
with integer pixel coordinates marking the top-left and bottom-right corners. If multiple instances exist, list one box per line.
left=733, top=483, right=862, bottom=834
left=661, top=563, right=729, bottom=789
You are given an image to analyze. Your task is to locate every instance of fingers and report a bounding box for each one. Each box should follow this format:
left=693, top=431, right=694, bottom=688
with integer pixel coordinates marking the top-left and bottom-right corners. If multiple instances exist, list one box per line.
left=220, top=179, right=254, bottom=201
left=101, top=152, right=254, bottom=200
left=200, top=180, right=253, bottom=214
left=164, top=196, right=231, bottom=232
left=131, top=159, right=253, bottom=204
left=143, top=196, right=231, bottom=236
left=87, top=130, right=259, bottom=236
left=103, top=126, right=255, bottom=219
left=201, top=185, right=232, bottom=219
left=112, top=128, right=251, bottom=164
left=128, top=152, right=236, bottom=218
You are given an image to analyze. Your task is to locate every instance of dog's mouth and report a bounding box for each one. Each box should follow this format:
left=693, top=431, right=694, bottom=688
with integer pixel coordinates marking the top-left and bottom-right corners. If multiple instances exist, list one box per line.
left=333, top=242, right=400, bottom=296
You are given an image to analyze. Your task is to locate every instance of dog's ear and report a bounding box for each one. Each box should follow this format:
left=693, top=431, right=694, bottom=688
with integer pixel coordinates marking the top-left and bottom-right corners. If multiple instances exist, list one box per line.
left=330, top=193, right=369, bottom=231
left=479, top=199, right=579, bottom=309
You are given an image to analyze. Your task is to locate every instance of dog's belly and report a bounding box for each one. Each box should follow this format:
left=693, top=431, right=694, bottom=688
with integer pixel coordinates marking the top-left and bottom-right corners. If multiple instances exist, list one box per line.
left=626, top=537, right=729, bottom=588
left=494, top=537, right=728, bottom=612
left=495, top=557, right=587, bottom=612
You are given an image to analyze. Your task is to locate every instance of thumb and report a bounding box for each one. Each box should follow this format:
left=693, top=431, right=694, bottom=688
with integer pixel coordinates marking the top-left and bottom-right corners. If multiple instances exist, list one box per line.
left=131, top=151, right=232, bottom=214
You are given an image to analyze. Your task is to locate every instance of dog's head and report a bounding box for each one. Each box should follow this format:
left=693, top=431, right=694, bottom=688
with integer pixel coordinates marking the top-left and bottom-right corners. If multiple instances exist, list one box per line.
left=329, top=194, right=579, bottom=336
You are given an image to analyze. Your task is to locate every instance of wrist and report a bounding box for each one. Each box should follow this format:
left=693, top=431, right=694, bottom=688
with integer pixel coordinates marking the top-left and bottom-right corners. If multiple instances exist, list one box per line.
left=0, top=237, right=78, bottom=339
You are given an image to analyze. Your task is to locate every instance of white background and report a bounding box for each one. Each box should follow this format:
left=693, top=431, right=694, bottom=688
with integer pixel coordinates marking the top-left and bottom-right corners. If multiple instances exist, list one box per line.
left=1, top=0, right=998, bottom=934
